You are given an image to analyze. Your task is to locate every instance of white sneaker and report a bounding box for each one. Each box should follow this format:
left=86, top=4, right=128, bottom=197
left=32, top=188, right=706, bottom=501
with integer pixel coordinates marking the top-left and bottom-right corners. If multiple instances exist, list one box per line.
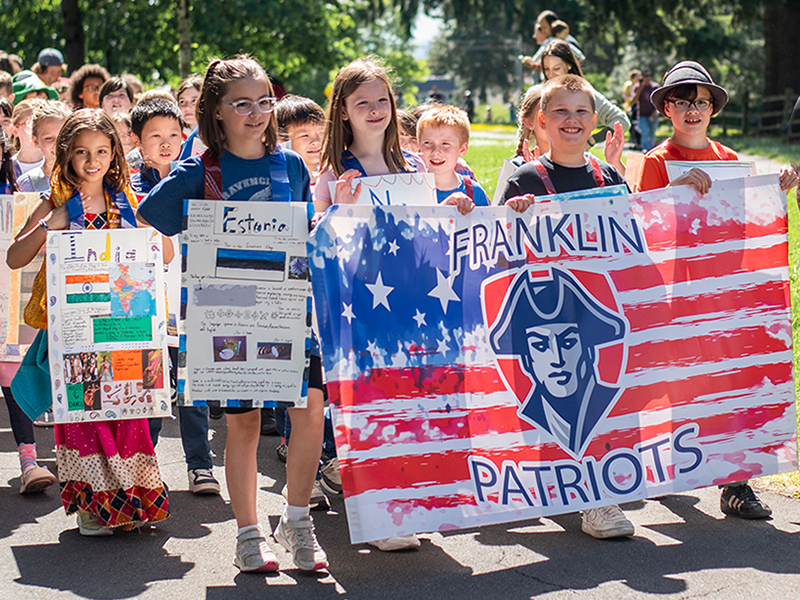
left=320, top=456, right=342, bottom=495
left=188, top=468, right=220, bottom=495
left=280, top=481, right=330, bottom=511
left=273, top=515, right=328, bottom=571
left=581, top=505, right=635, bottom=539
left=76, top=512, right=113, bottom=537
left=367, top=534, right=421, bottom=551
left=234, top=528, right=279, bottom=572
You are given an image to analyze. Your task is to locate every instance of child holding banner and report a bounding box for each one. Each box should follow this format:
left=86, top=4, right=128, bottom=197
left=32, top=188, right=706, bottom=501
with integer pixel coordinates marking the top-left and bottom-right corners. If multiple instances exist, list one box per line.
left=137, top=55, right=329, bottom=573
left=637, top=61, right=797, bottom=519
left=6, top=109, right=170, bottom=535
left=502, top=74, right=635, bottom=539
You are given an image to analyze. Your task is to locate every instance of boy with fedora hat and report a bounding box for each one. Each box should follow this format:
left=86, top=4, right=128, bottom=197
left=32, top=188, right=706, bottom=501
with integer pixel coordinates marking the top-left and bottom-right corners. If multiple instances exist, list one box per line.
left=638, top=60, right=797, bottom=193
left=638, top=61, right=796, bottom=520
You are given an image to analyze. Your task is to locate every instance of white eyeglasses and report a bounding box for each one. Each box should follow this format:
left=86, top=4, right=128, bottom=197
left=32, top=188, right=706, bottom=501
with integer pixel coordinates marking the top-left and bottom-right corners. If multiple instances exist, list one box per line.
left=220, top=97, right=277, bottom=115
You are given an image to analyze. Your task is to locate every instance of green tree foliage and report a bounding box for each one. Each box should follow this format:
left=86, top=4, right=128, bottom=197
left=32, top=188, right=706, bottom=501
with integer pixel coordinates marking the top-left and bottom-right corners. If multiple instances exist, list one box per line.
left=0, top=0, right=426, bottom=102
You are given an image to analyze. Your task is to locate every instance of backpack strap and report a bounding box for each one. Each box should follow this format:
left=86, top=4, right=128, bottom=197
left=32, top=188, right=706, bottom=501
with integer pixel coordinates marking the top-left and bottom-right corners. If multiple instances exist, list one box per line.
left=462, top=175, right=474, bottom=200
left=531, top=159, right=558, bottom=195
left=587, top=154, right=605, bottom=188
left=201, top=150, right=224, bottom=200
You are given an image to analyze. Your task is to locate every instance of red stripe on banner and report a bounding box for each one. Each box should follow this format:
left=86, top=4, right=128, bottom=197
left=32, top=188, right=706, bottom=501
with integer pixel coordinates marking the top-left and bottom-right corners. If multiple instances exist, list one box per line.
left=65, top=274, right=110, bottom=284
left=624, top=327, right=791, bottom=372
left=332, top=362, right=793, bottom=452
left=621, top=281, right=790, bottom=331
left=611, top=244, right=788, bottom=292
left=338, top=406, right=793, bottom=497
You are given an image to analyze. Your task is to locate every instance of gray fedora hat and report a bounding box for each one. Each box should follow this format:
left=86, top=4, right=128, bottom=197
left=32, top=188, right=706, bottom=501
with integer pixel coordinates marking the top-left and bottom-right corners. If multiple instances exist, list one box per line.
left=651, top=61, right=729, bottom=117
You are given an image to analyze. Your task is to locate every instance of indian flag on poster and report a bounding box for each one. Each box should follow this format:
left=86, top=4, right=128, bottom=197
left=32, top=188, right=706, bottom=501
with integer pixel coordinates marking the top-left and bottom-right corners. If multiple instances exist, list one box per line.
left=65, top=273, right=110, bottom=304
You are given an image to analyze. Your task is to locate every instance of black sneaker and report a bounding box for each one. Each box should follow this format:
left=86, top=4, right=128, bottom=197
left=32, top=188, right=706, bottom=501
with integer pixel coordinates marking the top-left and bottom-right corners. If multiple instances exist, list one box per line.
left=276, top=442, right=288, bottom=463
left=720, top=484, right=772, bottom=519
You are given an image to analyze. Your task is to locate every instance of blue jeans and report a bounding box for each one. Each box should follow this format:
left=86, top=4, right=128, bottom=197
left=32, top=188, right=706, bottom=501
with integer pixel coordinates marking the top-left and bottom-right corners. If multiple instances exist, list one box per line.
left=638, top=114, right=659, bottom=152
left=149, top=405, right=212, bottom=471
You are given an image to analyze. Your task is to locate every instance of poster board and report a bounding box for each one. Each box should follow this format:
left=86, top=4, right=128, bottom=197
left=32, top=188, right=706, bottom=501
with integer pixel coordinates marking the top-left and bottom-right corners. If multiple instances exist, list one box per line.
left=665, top=160, right=755, bottom=182
left=0, top=193, right=47, bottom=362
left=329, top=173, right=437, bottom=206
left=178, top=200, right=312, bottom=408
left=46, top=228, right=171, bottom=423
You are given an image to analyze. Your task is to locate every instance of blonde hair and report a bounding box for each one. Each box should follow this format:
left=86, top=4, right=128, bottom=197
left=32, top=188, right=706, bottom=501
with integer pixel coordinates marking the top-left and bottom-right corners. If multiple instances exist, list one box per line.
left=54, top=109, right=129, bottom=193
left=321, top=57, right=409, bottom=177
left=541, top=74, right=596, bottom=113
left=10, top=99, right=48, bottom=152
left=137, top=88, right=175, bottom=103
left=515, top=87, right=542, bottom=157
left=416, top=105, right=471, bottom=146
left=196, top=55, right=277, bottom=156
left=31, top=101, right=71, bottom=139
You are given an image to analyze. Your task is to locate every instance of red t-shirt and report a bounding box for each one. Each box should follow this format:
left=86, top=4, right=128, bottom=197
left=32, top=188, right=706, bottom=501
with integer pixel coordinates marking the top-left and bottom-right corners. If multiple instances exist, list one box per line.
left=637, top=139, right=739, bottom=192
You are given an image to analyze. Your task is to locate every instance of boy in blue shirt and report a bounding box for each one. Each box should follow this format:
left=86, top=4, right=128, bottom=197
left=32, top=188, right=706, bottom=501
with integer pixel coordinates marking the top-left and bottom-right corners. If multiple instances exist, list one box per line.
left=129, top=97, right=184, bottom=196
left=417, top=105, right=489, bottom=209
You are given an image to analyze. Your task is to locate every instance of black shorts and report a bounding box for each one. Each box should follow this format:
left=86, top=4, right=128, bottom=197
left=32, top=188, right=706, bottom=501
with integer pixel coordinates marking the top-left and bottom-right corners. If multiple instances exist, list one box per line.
left=224, top=354, right=323, bottom=414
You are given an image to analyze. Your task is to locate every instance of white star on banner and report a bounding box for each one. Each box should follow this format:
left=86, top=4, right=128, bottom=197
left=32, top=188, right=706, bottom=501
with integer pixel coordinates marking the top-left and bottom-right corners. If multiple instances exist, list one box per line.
left=436, top=338, right=450, bottom=355
left=428, top=269, right=460, bottom=313
left=367, top=340, right=381, bottom=356
left=366, top=273, right=394, bottom=310
left=412, top=309, right=427, bottom=328
left=388, top=240, right=400, bottom=255
left=342, top=303, right=355, bottom=324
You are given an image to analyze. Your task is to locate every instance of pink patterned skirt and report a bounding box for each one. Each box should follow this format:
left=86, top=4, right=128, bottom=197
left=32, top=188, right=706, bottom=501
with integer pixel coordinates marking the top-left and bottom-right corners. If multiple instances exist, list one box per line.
left=55, top=418, right=169, bottom=529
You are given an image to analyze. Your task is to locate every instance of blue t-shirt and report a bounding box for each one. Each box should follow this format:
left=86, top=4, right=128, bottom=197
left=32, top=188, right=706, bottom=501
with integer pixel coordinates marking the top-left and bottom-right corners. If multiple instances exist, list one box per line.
left=138, top=148, right=311, bottom=237
left=130, top=166, right=161, bottom=195
left=436, top=174, right=490, bottom=207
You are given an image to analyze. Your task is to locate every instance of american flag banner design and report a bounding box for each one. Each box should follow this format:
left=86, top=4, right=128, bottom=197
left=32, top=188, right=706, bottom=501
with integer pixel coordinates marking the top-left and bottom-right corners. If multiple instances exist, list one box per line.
left=307, top=174, right=797, bottom=544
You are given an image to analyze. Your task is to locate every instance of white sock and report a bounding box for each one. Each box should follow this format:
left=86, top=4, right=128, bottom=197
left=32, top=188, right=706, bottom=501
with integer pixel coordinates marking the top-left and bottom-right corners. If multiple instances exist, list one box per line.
left=284, top=504, right=310, bottom=521
left=237, top=523, right=262, bottom=538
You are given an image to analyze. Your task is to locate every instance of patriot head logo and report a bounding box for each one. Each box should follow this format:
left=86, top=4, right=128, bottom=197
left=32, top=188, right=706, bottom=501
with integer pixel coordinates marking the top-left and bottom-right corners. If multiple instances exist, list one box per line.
left=485, top=267, right=628, bottom=459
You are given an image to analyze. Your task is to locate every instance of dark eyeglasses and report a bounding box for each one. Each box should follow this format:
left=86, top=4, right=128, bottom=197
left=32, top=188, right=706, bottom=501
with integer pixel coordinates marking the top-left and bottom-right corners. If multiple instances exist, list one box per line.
left=667, top=98, right=713, bottom=112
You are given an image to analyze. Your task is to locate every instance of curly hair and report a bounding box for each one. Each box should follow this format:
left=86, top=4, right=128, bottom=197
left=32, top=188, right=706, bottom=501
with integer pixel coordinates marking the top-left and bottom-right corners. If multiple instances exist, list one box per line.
left=69, top=64, right=110, bottom=108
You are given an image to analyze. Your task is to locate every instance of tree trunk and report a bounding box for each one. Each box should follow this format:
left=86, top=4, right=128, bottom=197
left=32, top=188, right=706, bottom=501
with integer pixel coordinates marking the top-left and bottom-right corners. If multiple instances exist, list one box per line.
left=763, top=0, right=800, bottom=98
left=61, top=0, right=85, bottom=74
left=178, top=0, right=192, bottom=79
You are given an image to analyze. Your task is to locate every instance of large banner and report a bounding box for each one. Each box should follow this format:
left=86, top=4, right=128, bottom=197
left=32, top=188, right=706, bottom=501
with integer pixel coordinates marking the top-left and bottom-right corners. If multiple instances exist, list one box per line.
left=46, top=229, right=171, bottom=423
left=0, top=193, right=46, bottom=361
left=178, top=200, right=312, bottom=408
left=308, top=174, right=797, bottom=544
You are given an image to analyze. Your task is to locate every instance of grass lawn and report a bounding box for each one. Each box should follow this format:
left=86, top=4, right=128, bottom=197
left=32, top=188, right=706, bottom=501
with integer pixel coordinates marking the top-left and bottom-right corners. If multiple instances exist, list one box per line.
left=465, top=130, right=800, bottom=497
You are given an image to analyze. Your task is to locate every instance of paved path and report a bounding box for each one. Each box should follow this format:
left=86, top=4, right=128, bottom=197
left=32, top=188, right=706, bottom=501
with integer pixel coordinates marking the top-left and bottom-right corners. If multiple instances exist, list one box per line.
left=2, top=410, right=800, bottom=600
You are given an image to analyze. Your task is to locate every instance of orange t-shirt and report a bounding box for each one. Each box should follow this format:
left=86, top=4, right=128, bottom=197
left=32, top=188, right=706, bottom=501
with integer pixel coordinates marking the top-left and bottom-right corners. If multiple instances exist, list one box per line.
left=637, top=139, right=739, bottom=192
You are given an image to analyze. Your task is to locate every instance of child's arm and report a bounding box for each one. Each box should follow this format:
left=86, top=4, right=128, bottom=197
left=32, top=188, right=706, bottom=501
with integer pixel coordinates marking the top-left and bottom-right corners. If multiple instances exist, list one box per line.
left=332, top=169, right=363, bottom=205
left=504, top=195, right=534, bottom=213
left=441, top=192, right=475, bottom=215
left=7, top=199, right=69, bottom=269
left=669, top=168, right=712, bottom=195
left=779, top=164, right=798, bottom=191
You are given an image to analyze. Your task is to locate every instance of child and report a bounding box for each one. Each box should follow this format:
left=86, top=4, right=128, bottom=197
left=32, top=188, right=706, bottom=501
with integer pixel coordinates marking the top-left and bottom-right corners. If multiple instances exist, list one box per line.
left=9, top=99, right=47, bottom=178
left=11, top=71, right=59, bottom=105
left=502, top=76, right=635, bottom=540
left=68, top=64, right=109, bottom=109
left=0, top=71, right=13, bottom=103
left=176, top=76, right=202, bottom=135
left=275, top=95, right=325, bottom=187
left=638, top=60, right=797, bottom=194
left=7, top=109, right=170, bottom=534
left=129, top=97, right=184, bottom=195
left=99, top=77, right=134, bottom=116
left=0, top=122, right=15, bottom=194
left=416, top=105, right=489, bottom=208
left=637, top=61, right=797, bottom=520
left=397, top=109, right=420, bottom=153
left=111, top=112, right=135, bottom=156
left=138, top=55, right=328, bottom=572
left=17, top=101, right=71, bottom=193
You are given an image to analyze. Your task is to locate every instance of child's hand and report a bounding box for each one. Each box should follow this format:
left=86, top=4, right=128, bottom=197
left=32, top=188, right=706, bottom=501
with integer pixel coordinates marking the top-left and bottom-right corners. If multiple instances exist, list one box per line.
left=333, top=169, right=362, bottom=205
left=521, top=139, right=541, bottom=163
left=779, top=164, right=798, bottom=191
left=505, top=194, right=535, bottom=213
left=44, top=205, right=70, bottom=230
left=670, top=168, right=712, bottom=195
left=604, top=121, right=626, bottom=176
left=442, top=192, right=475, bottom=215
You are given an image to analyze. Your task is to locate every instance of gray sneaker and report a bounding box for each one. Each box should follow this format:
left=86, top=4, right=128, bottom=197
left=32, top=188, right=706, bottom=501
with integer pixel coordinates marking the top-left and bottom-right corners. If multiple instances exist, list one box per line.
left=581, top=505, right=634, bottom=539
left=320, top=456, right=342, bottom=495
left=273, top=515, right=328, bottom=571
left=188, top=468, right=220, bottom=495
left=234, top=528, right=279, bottom=572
